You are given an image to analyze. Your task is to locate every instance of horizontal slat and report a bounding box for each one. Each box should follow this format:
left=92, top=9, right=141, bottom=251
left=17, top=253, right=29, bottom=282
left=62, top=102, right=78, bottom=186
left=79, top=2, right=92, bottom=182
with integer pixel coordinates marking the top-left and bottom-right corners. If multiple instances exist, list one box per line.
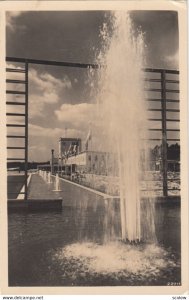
left=142, top=138, right=162, bottom=141
left=6, top=68, right=26, bottom=73
left=142, top=189, right=180, bottom=192
left=166, top=99, right=179, bottom=103
left=6, top=124, right=26, bottom=127
left=149, top=129, right=162, bottom=131
left=6, top=79, right=26, bottom=84
left=166, top=119, right=180, bottom=122
left=166, top=79, right=179, bottom=84
left=6, top=58, right=180, bottom=74
left=167, top=139, right=180, bottom=141
left=142, top=189, right=164, bottom=191
left=6, top=56, right=99, bottom=69
left=142, top=179, right=162, bottom=182
left=148, top=108, right=179, bottom=112
left=6, top=112, right=26, bottom=117
left=166, top=109, right=180, bottom=112
left=6, top=101, right=26, bottom=106
left=144, top=78, right=161, bottom=82
left=7, top=135, right=26, bottom=138
left=165, top=70, right=179, bottom=74
left=6, top=90, right=26, bottom=95
left=7, top=147, right=25, bottom=149
left=147, top=98, right=180, bottom=103
left=166, top=89, right=179, bottom=93
left=148, top=108, right=162, bottom=112
left=145, top=138, right=180, bottom=141
left=146, top=88, right=180, bottom=94
left=8, top=192, right=26, bottom=194
left=148, top=119, right=180, bottom=122
left=144, top=68, right=179, bottom=74
left=167, top=180, right=180, bottom=182
left=8, top=181, right=26, bottom=184
left=146, top=98, right=162, bottom=102
left=7, top=158, right=25, bottom=161
left=145, top=88, right=162, bottom=92
left=148, top=118, right=162, bottom=121
left=144, top=68, right=162, bottom=73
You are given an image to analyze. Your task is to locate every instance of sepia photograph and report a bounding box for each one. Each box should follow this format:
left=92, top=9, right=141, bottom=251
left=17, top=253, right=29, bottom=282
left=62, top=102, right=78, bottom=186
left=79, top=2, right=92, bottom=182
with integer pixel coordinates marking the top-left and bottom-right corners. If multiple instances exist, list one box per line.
left=1, top=1, right=188, bottom=294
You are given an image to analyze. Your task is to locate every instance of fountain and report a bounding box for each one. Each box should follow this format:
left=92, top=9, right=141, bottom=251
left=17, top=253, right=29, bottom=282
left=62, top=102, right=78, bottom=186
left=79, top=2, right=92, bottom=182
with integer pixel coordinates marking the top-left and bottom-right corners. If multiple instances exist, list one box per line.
left=47, top=172, right=52, bottom=184
left=51, top=12, right=174, bottom=284
left=53, top=173, right=62, bottom=192
left=95, top=12, right=154, bottom=243
left=8, top=12, right=181, bottom=287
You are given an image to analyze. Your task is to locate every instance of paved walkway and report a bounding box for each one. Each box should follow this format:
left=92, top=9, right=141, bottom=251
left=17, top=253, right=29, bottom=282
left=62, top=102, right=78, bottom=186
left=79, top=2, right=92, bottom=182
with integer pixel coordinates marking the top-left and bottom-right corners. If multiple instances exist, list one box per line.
left=28, top=174, right=62, bottom=200
left=28, top=173, right=105, bottom=207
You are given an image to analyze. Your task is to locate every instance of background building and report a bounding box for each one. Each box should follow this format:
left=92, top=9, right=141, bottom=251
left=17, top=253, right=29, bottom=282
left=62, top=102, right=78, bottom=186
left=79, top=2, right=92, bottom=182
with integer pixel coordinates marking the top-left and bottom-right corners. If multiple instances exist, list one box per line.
left=62, top=150, right=118, bottom=176
left=59, top=138, right=81, bottom=159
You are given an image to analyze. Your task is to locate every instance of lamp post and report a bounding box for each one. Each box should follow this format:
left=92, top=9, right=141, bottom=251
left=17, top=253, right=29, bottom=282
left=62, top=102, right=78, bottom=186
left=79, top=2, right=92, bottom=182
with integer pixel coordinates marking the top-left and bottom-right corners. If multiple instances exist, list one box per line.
left=51, top=149, right=54, bottom=174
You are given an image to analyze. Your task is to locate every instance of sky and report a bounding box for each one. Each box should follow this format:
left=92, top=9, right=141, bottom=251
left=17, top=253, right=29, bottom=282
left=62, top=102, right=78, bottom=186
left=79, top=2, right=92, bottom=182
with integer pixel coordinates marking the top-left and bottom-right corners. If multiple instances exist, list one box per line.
left=6, top=10, right=179, bottom=161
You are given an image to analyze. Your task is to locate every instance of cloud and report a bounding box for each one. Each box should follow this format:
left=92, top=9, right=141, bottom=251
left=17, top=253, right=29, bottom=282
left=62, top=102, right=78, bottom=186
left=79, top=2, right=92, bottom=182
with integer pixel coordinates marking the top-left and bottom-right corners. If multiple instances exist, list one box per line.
left=54, top=102, right=113, bottom=152
left=29, top=69, right=71, bottom=100
left=55, top=103, right=95, bottom=131
left=6, top=63, right=23, bottom=70
left=164, top=51, right=179, bottom=70
left=6, top=12, right=26, bottom=31
left=7, top=63, right=72, bottom=112
left=29, top=123, right=62, bottom=137
left=28, top=68, right=72, bottom=117
left=29, top=123, right=83, bottom=138
left=28, top=123, right=84, bottom=161
left=6, top=63, right=26, bottom=101
left=6, top=64, right=72, bottom=117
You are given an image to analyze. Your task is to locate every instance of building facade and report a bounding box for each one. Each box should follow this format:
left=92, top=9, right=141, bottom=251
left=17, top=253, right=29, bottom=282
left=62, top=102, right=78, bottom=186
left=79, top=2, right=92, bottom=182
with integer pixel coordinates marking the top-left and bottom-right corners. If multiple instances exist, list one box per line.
left=62, top=150, right=118, bottom=176
left=59, top=137, right=81, bottom=159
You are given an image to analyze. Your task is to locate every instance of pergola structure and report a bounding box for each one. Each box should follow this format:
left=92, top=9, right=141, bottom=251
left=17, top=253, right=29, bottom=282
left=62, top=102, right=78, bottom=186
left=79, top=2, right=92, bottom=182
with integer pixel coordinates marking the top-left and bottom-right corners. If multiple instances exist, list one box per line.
left=6, top=57, right=180, bottom=200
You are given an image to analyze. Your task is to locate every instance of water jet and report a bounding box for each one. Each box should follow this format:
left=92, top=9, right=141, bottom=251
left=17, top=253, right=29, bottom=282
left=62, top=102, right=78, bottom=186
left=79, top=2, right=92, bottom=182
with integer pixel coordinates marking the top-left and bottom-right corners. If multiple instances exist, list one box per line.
left=95, top=12, right=154, bottom=243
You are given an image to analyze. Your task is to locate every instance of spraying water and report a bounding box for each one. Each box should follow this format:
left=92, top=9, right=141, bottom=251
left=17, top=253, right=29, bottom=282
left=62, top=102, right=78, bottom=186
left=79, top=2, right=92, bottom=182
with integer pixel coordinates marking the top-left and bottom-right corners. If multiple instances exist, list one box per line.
left=95, top=12, right=151, bottom=242
left=50, top=13, right=179, bottom=283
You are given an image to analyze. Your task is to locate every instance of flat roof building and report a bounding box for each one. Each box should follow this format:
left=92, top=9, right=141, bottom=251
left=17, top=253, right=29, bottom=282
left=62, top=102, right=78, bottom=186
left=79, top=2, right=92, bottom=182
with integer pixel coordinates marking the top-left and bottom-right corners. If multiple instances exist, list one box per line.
left=59, top=137, right=81, bottom=159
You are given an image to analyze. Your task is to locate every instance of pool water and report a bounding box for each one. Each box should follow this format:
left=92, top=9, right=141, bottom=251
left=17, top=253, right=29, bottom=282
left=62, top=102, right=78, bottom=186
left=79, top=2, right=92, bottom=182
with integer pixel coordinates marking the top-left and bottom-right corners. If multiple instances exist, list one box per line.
left=8, top=195, right=181, bottom=286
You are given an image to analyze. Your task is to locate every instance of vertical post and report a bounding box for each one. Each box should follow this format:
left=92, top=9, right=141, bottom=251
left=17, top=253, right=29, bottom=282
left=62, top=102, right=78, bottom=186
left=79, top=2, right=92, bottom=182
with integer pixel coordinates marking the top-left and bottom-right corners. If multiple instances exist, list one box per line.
left=70, top=164, right=72, bottom=180
left=51, top=149, right=54, bottom=174
left=161, top=70, right=168, bottom=197
left=58, top=138, right=62, bottom=176
left=24, top=61, right=29, bottom=200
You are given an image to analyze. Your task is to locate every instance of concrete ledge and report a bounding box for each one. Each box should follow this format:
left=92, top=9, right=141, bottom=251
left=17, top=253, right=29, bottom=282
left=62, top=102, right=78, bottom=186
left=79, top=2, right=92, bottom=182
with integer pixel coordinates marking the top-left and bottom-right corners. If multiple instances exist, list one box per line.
left=56, top=176, right=180, bottom=206
left=17, top=173, right=33, bottom=200
left=53, top=175, right=114, bottom=198
left=104, top=195, right=181, bottom=205
left=8, top=198, right=63, bottom=212
left=153, top=195, right=181, bottom=206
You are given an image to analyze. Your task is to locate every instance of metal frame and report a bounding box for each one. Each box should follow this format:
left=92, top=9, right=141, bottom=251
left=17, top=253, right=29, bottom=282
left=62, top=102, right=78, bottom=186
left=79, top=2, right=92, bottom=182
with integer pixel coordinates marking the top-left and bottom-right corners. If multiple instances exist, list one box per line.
left=6, top=57, right=180, bottom=199
left=145, top=68, right=180, bottom=197
left=6, top=60, right=28, bottom=200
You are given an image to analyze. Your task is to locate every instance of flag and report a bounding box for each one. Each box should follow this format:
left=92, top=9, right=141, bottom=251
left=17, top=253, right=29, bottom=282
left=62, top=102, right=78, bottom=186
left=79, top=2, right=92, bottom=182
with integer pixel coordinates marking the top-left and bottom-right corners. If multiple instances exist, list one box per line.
left=85, top=129, right=92, bottom=151
left=67, top=144, right=72, bottom=157
left=73, top=144, right=77, bottom=155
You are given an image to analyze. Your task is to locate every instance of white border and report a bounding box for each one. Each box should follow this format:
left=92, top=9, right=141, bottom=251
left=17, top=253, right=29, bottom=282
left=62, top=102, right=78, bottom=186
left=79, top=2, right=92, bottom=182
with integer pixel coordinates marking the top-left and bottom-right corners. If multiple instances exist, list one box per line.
left=0, top=1, right=188, bottom=295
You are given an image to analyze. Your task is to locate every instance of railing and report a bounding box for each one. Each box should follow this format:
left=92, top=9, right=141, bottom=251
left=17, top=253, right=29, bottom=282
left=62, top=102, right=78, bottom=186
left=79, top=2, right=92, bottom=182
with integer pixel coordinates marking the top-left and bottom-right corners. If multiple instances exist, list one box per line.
left=6, top=59, right=28, bottom=200
left=6, top=57, right=179, bottom=199
left=145, top=68, right=179, bottom=196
